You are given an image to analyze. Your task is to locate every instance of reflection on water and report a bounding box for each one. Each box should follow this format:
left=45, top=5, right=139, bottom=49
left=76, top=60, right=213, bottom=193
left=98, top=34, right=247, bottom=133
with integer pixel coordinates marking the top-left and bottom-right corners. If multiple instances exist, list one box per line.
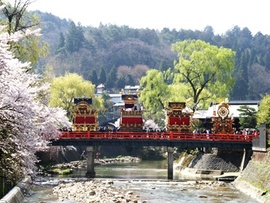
left=23, top=160, right=258, bottom=203
left=72, top=160, right=169, bottom=179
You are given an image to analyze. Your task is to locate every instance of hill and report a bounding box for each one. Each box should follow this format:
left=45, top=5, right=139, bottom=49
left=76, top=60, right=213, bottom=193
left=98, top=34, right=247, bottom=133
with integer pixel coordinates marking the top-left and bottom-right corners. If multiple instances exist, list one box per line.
left=34, top=11, right=270, bottom=99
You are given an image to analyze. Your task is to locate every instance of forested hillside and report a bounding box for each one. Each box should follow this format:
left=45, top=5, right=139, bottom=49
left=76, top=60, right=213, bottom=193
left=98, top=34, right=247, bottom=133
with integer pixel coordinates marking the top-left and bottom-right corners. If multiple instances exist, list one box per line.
left=35, top=11, right=270, bottom=100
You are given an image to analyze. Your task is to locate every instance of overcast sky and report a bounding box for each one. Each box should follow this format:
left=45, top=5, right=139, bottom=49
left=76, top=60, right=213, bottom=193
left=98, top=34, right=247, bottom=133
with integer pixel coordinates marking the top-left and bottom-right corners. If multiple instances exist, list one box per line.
left=27, top=0, right=270, bottom=35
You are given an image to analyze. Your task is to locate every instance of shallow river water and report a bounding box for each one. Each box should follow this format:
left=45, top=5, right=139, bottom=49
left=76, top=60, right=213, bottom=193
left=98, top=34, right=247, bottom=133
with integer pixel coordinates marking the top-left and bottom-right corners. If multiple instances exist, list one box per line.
left=23, top=160, right=258, bottom=203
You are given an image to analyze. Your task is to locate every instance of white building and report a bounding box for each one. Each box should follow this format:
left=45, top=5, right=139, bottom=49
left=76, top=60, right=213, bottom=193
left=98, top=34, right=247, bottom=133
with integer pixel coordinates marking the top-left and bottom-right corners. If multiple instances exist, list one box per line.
left=193, top=100, right=260, bottom=119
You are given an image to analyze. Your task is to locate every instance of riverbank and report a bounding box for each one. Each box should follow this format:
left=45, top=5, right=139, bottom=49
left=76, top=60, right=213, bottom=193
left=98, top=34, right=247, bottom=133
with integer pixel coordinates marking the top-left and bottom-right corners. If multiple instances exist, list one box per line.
left=1, top=156, right=141, bottom=202
left=52, top=179, right=228, bottom=203
left=53, top=179, right=146, bottom=203
left=174, top=151, right=241, bottom=180
left=42, top=156, right=141, bottom=175
left=234, top=151, right=270, bottom=203
left=2, top=152, right=261, bottom=202
left=174, top=150, right=270, bottom=203
left=18, top=158, right=257, bottom=202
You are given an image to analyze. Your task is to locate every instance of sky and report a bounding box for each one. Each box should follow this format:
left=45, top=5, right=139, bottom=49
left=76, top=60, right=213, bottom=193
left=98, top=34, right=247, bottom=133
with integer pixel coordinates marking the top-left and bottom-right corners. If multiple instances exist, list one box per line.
left=27, top=0, right=270, bottom=35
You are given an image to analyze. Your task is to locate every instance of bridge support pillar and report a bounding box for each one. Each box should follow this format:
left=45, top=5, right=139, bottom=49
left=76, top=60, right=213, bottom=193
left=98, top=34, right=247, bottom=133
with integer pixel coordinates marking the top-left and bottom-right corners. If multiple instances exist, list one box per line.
left=240, top=148, right=252, bottom=172
left=167, top=147, right=174, bottom=180
left=86, top=146, right=96, bottom=178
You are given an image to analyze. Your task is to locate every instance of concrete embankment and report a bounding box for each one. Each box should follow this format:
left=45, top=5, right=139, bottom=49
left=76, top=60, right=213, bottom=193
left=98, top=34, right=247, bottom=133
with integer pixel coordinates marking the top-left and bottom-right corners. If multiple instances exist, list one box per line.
left=180, top=168, right=223, bottom=180
left=0, top=177, right=32, bottom=203
left=0, top=186, right=24, bottom=203
left=174, top=150, right=242, bottom=179
left=234, top=151, right=270, bottom=203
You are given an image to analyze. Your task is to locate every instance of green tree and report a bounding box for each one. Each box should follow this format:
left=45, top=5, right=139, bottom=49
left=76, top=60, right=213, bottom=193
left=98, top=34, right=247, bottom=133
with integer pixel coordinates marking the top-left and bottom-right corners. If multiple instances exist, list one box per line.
left=14, top=34, right=49, bottom=66
left=172, top=39, right=235, bottom=111
left=89, top=69, right=98, bottom=85
left=0, top=0, right=49, bottom=66
left=49, top=73, right=103, bottom=119
left=139, top=69, right=171, bottom=127
left=139, top=69, right=169, bottom=113
left=98, top=67, right=107, bottom=84
left=66, top=21, right=85, bottom=53
left=126, top=74, right=135, bottom=86
left=106, top=66, right=117, bottom=89
left=238, top=105, right=257, bottom=129
left=42, top=64, right=55, bottom=82
left=1, top=0, right=35, bottom=34
left=55, top=32, right=66, bottom=54
left=116, top=76, right=126, bottom=89
left=257, top=94, right=270, bottom=127
left=167, top=83, right=190, bottom=103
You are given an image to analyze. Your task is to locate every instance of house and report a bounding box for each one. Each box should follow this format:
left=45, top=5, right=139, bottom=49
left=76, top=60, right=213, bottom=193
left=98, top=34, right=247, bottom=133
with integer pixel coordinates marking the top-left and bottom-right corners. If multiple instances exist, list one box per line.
left=193, top=100, right=260, bottom=131
left=193, top=100, right=260, bottom=119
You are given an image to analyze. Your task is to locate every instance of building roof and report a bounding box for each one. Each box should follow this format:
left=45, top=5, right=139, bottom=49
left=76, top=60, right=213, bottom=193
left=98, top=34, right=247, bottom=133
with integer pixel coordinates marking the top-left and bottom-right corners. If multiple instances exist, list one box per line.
left=97, top=84, right=105, bottom=88
left=193, top=101, right=260, bottom=119
left=109, top=94, right=122, bottom=104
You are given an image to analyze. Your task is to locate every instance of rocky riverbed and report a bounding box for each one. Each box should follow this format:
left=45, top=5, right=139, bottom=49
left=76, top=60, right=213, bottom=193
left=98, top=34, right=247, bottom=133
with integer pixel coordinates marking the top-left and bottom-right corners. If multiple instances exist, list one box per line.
left=53, top=179, right=146, bottom=203
left=54, top=156, right=140, bottom=168
left=52, top=179, right=227, bottom=203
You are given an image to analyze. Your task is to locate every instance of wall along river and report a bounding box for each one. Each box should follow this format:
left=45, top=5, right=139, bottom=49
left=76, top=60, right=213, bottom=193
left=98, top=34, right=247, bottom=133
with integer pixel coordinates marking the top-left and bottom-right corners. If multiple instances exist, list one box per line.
left=23, top=160, right=257, bottom=203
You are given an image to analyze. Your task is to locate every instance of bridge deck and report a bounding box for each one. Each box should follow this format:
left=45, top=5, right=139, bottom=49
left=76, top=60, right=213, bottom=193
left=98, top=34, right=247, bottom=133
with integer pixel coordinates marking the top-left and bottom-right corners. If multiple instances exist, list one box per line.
left=51, top=131, right=256, bottom=148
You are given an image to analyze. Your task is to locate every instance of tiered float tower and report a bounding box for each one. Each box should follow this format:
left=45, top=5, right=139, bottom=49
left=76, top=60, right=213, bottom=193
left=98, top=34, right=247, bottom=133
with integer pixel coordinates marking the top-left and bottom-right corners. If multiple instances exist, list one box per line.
left=72, top=98, right=98, bottom=131
left=212, top=102, right=234, bottom=134
left=120, top=93, right=143, bottom=131
left=166, top=102, right=192, bottom=132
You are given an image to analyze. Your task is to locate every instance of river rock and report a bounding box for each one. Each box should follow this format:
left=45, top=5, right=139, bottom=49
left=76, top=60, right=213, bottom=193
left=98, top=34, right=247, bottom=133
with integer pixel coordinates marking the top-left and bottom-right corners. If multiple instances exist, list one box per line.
left=53, top=179, right=146, bottom=203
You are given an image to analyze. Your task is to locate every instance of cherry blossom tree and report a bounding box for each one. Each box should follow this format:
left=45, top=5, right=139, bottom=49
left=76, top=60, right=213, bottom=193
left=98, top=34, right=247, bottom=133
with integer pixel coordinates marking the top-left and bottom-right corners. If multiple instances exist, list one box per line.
left=0, top=24, right=71, bottom=183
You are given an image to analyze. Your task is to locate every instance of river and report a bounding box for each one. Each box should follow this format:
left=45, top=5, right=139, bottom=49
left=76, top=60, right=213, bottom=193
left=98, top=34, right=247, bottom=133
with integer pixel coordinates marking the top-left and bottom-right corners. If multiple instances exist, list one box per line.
left=23, top=160, right=258, bottom=202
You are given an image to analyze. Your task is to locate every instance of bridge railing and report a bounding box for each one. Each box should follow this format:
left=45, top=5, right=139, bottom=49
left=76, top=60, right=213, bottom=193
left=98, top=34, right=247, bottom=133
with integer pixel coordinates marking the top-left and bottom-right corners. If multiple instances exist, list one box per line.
left=58, top=131, right=256, bottom=142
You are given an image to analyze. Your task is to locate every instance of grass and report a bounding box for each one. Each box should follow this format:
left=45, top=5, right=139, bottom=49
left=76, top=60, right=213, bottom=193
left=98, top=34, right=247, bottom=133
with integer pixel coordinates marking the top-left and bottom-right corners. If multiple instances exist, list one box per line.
left=52, top=168, right=72, bottom=175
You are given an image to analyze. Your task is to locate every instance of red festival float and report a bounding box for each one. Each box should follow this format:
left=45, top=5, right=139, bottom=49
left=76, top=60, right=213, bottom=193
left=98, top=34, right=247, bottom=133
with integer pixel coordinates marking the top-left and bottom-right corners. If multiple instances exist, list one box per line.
left=166, top=102, right=193, bottom=132
left=119, top=93, right=144, bottom=132
left=72, top=98, right=98, bottom=131
left=211, top=102, right=234, bottom=134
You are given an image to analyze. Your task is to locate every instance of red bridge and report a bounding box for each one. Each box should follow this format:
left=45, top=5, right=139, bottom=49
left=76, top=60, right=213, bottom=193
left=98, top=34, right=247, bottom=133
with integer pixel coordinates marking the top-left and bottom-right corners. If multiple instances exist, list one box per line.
left=50, top=99, right=262, bottom=179
left=51, top=131, right=257, bottom=149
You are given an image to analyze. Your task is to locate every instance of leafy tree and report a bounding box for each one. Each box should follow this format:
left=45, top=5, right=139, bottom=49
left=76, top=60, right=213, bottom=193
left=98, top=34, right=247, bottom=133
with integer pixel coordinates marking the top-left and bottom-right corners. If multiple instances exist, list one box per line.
left=231, top=51, right=249, bottom=100
left=172, top=39, right=235, bottom=111
left=66, top=21, right=85, bottom=53
left=159, top=59, right=169, bottom=72
left=101, top=92, right=114, bottom=110
left=126, top=74, right=135, bottom=86
left=42, top=64, right=55, bottom=82
left=103, top=24, right=123, bottom=45
left=106, top=66, right=117, bottom=89
left=138, top=28, right=160, bottom=45
left=257, top=94, right=270, bottom=127
left=89, top=69, right=98, bottom=85
left=55, top=32, right=66, bottom=54
left=116, top=76, right=126, bottom=89
left=1, top=0, right=36, bottom=34
left=133, top=65, right=149, bottom=83
left=248, top=64, right=270, bottom=98
left=98, top=67, right=107, bottom=84
left=139, top=69, right=169, bottom=114
left=49, top=73, right=103, bottom=119
left=238, top=105, right=257, bottom=129
left=19, top=13, right=270, bottom=101
left=0, top=0, right=49, bottom=66
left=167, top=83, right=190, bottom=103
left=0, top=27, right=70, bottom=183
left=14, top=34, right=49, bottom=66
left=201, top=26, right=215, bottom=44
